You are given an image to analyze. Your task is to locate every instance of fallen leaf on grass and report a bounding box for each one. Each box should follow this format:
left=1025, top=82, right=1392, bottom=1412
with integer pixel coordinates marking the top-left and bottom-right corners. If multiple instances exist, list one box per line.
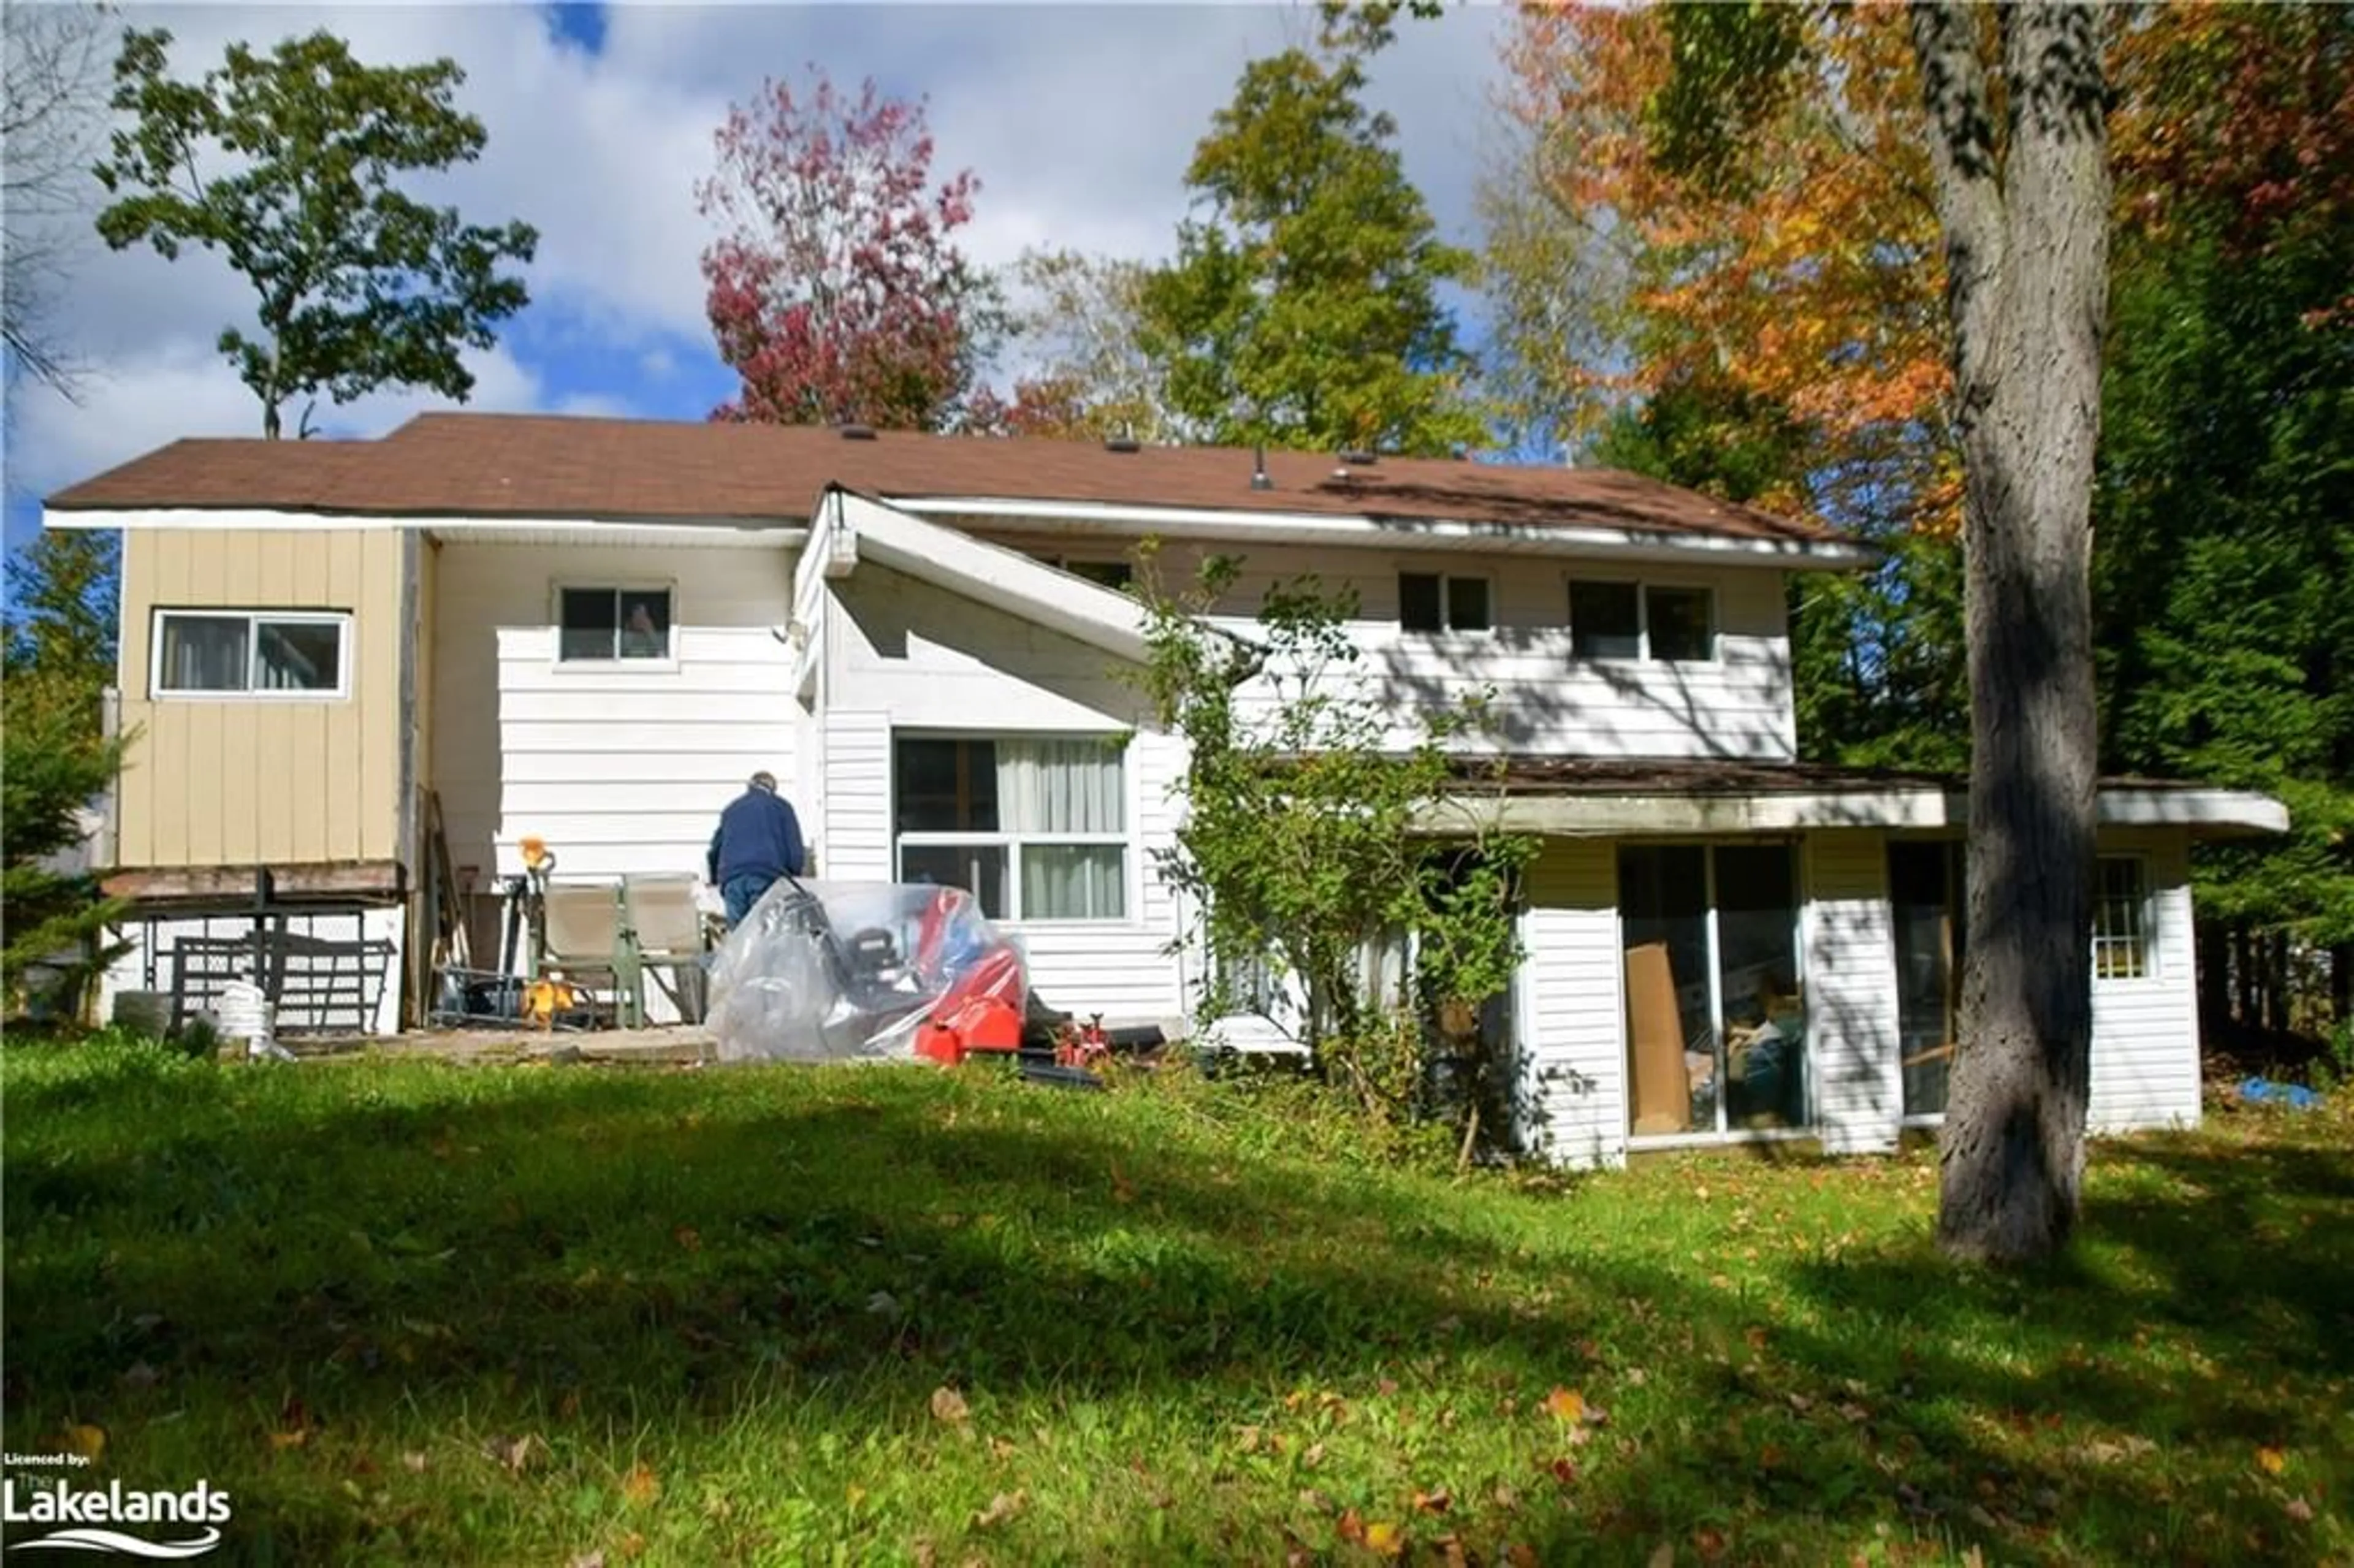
left=120, top=1361, right=161, bottom=1391
left=971, top=1490, right=1027, bottom=1529
left=2257, top=1447, right=2287, bottom=1475
left=1337, top=1509, right=1366, bottom=1544
left=2081, top=1436, right=2157, bottom=1466
left=621, top=1463, right=660, bottom=1507
left=930, top=1387, right=970, bottom=1425
left=1545, top=1388, right=1587, bottom=1423
left=2286, top=1498, right=2314, bottom=1523
left=482, top=1433, right=543, bottom=1474
left=1363, top=1520, right=1404, bottom=1556
left=1541, top=1457, right=1579, bottom=1488
left=61, top=1425, right=106, bottom=1461
left=673, top=1226, right=701, bottom=1253
left=402, top=1452, right=428, bottom=1474
left=269, top=1428, right=309, bottom=1450
left=1649, top=1544, right=1676, bottom=1568
left=1412, top=1486, right=1452, bottom=1515
left=567, top=1553, right=605, bottom=1568
left=1506, top=1547, right=1539, bottom=1568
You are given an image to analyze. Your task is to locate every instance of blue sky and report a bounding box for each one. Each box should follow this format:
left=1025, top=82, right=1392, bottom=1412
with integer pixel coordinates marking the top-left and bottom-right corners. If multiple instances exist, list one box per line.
left=1, top=2, right=1517, bottom=563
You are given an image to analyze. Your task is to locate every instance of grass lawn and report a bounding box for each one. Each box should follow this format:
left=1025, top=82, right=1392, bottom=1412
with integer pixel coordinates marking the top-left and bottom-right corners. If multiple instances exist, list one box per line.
left=3, top=1038, right=2348, bottom=1567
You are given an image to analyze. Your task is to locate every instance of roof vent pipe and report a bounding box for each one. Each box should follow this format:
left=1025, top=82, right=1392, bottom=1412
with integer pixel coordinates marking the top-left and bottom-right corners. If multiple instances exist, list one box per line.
left=837, top=421, right=877, bottom=441
left=1251, top=441, right=1271, bottom=492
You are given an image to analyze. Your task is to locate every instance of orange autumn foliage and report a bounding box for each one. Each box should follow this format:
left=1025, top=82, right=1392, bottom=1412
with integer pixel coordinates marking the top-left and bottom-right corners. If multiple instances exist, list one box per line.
left=1501, top=1, right=1957, bottom=530
left=1496, top=2, right=2273, bottom=538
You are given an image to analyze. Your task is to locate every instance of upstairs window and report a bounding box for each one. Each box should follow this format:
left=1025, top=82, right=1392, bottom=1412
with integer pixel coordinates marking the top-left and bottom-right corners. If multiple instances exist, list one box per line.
left=152, top=610, right=349, bottom=698
left=1568, top=582, right=1641, bottom=660
left=1399, top=571, right=1491, bottom=633
left=1023, top=552, right=1134, bottom=592
left=558, top=587, right=671, bottom=662
left=1568, top=579, right=1716, bottom=663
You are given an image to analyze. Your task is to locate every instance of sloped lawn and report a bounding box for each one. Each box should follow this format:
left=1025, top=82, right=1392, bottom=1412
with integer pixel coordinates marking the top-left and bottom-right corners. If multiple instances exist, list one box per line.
left=3, top=1037, right=2347, bottom=1566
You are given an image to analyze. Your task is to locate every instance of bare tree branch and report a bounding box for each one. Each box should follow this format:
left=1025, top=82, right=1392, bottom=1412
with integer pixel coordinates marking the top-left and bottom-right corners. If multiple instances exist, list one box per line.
left=3, top=1, right=118, bottom=408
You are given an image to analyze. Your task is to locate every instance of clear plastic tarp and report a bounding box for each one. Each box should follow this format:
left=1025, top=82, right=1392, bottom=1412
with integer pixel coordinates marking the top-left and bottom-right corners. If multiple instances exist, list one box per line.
left=703, top=877, right=1028, bottom=1062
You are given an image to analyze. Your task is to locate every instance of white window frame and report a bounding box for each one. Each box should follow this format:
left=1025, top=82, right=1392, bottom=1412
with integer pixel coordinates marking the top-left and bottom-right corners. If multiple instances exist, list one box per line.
left=890, top=733, right=1133, bottom=924
left=148, top=608, right=352, bottom=701
left=2092, top=854, right=2155, bottom=982
left=1397, top=569, right=1495, bottom=635
left=550, top=580, right=679, bottom=671
left=1616, top=837, right=1812, bottom=1144
left=1566, top=575, right=1720, bottom=664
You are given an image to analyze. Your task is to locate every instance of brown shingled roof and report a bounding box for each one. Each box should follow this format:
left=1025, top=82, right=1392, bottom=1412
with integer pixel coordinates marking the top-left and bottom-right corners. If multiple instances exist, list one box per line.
left=46, top=411, right=1850, bottom=549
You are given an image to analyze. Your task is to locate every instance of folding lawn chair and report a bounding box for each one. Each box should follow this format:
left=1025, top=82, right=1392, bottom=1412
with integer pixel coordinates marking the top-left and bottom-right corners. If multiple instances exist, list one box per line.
left=536, top=881, right=644, bottom=1029
left=622, top=873, right=711, bottom=1023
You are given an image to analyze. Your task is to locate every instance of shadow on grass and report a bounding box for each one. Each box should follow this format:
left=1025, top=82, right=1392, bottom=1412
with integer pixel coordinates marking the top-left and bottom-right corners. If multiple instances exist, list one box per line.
left=4, top=1051, right=2347, bottom=1566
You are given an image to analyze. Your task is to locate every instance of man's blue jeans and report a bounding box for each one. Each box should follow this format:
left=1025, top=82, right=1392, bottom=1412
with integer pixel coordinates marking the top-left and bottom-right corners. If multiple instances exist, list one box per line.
left=722, top=870, right=779, bottom=926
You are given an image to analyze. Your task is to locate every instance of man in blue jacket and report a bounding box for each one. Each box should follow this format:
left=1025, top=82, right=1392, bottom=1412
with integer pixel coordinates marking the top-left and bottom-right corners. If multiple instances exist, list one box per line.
left=707, top=771, right=807, bottom=926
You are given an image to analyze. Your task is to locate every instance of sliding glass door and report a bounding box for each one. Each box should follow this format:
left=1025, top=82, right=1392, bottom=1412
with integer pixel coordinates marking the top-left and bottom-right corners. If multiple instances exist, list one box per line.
left=1621, top=843, right=1807, bottom=1138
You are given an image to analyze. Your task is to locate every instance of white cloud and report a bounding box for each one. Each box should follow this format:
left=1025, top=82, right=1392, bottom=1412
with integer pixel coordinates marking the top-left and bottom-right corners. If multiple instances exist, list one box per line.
left=10, top=1, right=1514, bottom=500
left=6, top=337, right=554, bottom=503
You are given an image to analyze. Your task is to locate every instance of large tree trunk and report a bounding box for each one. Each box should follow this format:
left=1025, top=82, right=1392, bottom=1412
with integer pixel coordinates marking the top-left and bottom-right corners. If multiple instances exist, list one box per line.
left=1911, top=1, right=2111, bottom=1265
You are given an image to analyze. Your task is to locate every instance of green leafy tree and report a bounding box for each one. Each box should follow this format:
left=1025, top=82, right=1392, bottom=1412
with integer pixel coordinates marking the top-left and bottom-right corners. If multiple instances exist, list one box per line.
left=2, top=531, right=130, bottom=1013
left=1131, top=544, right=1536, bottom=1152
left=1139, top=18, right=1484, bottom=457
left=2097, top=3, right=2354, bottom=1024
left=94, top=28, right=538, bottom=438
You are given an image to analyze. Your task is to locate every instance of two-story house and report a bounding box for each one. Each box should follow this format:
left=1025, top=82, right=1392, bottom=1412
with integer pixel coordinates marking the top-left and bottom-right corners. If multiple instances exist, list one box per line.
left=42, top=412, right=2285, bottom=1165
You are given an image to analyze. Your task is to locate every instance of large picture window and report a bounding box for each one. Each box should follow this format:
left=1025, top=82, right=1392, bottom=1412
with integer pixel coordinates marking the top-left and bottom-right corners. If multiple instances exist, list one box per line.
left=893, top=735, right=1127, bottom=921
left=151, top=610, right=349, bottom=698
left=558, top=586, right=672, bottom=662
left=1621, top=842, right=1806, bottom=1138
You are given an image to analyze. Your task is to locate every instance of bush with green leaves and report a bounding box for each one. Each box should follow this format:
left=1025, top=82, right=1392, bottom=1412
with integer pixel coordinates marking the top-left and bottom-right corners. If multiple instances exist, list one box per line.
left=1130, top=543, right=1537, bottom=1162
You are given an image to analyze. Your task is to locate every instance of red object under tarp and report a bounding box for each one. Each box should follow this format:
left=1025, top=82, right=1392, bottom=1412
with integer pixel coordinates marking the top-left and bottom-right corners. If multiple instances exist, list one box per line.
left=913, top=947, right=1027, bottom=1065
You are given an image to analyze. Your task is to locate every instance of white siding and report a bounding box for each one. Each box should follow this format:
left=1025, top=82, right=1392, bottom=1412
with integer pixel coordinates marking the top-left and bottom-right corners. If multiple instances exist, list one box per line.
left=2089, top=829, right=2203, bottom=1133
left=966, top=532, right=1799, bottom=763
left=1803, top=831, right=1902, bottom=1152
left=819, top=709, right=892, bottom=881
left=429, top=542, right=799, bottom=881
left=1520, top=840, right=1627, bottom=1168
left=818, top=566, right=1189, bottom=1026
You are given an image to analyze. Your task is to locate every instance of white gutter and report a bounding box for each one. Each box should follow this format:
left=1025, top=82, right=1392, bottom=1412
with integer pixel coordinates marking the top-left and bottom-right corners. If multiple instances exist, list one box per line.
left=44, top=507, right=807, bottom=543
left=882, top=495, right=1878, bottom=571
left=1419, top=785, right=2290, bottom=839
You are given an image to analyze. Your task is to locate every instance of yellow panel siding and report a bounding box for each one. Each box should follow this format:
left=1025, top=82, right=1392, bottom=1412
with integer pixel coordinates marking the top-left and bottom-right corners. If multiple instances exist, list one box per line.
left=257, top=706, right=300, bottom=862
left=217, top=702, right=259, bottom=862
left=109, top=527, right=406, bottom=872
left=362, top=530, right=403, bottom=861
left=322, top=533, right=366, bottom=861
left=113, top=538, right=154, bottom=868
